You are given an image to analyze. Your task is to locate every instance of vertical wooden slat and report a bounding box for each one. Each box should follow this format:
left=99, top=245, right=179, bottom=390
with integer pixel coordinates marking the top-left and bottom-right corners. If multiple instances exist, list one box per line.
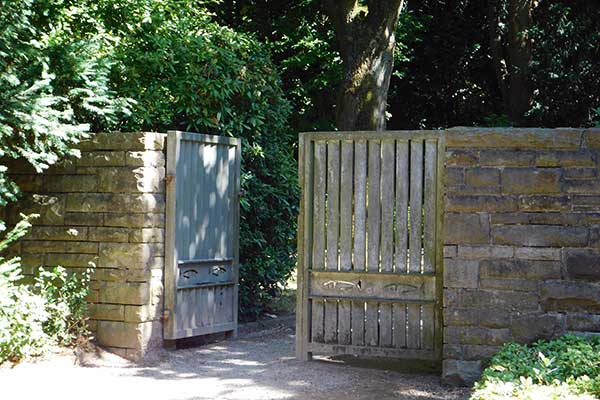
left=423, top=140, right=437, bottom=274
left=352, top=141, right=367, bottom=346
left=395, top=142, right=409, bottom=274
left=421, top=303, right=435, bottom=350
left=409, top=140, right=423, bottom=273
left=338, top=141, right=353, bottom=345
left=379, top=141, right=394, bottom=347
left=407, top=304, right=421, bottom=349
left=367, top=140, right=381, bottom=272
left=393, top=303, right=407, bottom=348
left=311, top=141, right=326, bottom=343
left=365, top=302, right=379, bottom=347
left=324, top=141, right=340, bottom=343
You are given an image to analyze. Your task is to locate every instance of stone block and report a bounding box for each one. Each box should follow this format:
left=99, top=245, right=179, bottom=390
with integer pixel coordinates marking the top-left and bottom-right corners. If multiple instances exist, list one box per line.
left=536, top=151, right=595, bottom=167
left=79, top=132, right=165, bottom=151
left=96, top=320, right=155, bottom=350
left=480, top=278, right=538, bottom=292
left=124, top=304, right=161, bottom=323
left=502, top=168, right=562, bottom=194
left=465, top=168, right=500, bottom=188
left=99, top=243, right=164, bottom=269
left=518, top=195, right=570, bottom=212
left=584, top=128, right=600, bottom=149
left=64, top=212, right=104, bottom=226
left=492, top=225, right=588, bottom=247
left=22, top=240, right=98, bottom=254
left=479, top=150, right=535, bottom=166
left=126, top=151, right=165, bottom=167
left=444, top=245, right=457, bottom=258
left=445, top=127, right=582, bottom=150
left=442, top=359, right=483, bottom=386
left=480, top=259, right=561, bottom=280
left=45, top=175, right=97, bottom=192
left=66, top=193, right=165, bottom=213
left=491, top=212, right=580, bottom=226
left=444, top=344, right=501, bottom=361
left=77, top=151, right=125, bottom=167
left=27, top=226, right=88, bottom=241
left=11, top=174, right=43, bottom=192
left=514, top=247, right=561, bottom=261
left=541, top=280, right=600, bottom=312
left=446, top=150, right=479, bottom=166
left=98, top=282, right=150, bottom=305
left=129, top=228, right=165, bottom=243
left=447, top=195, right=518, bottom=213
left=510, top=313, right=566, bottom=343
left=98, top=167, right=164, bottom=194
left=45, top=253, right=98, bottom=267
left=565, top=249, right=600, bottom=281
left=564, top=167, right=598, bottom=180
left=445, top=326, right=511, bottom=346
left=444, top=213, right=490, bottom=245
left=444, top=308, right=509, bottom=329
left=457, top=245, right=513, bottom=259
left=567, top=314, right=600, bottom=332
left=92, top=268, right=127, bottom=282
left=7, top=194, right=65, bottom=225
left=89, top=227, right=130, bottom=243
left=448, top=289, right=539, bottom=311
left=89, top=304, right=125, bottom=321
left=564, top=180, right=600, bottom=195
left=445, top=168, right=464, bottom=186
left=444, top=258, right=479, bottom=288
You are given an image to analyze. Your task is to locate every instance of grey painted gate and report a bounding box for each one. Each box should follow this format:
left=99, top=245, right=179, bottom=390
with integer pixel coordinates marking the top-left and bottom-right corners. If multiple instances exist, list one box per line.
left=296, top=131, right=444, bottom=361
left=164, top=131, right=241, bottom=340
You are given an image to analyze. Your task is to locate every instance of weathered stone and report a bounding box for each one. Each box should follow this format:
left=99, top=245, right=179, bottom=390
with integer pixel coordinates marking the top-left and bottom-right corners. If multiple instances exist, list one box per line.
left=88, top=304, right=125, bottom=321
left=480, top=259, right=561, bottom=280
left=444, top=259, right=479, bottom=288
left=541, top=280, right=600, bottom=312
left=7, top=194, right=65, bottom=225
left=45, top=175, right=97, bottom=192
left=491, top=212, right=580, bottom=226
left=442, top=359, right=482, bottom=386
left=479, top=150, right=535, bottom=166
left=444, top=245, right=457, bottom=258
left=564, top=180, right=600, bottom=195
left=124, top=304, right=161, bottom=323
left=447, top=289, right=539, bottom=311
left=22, top=240, right=98, bottom=254
left=103, top=213, right=165, bottom=228
left=492, top=225, right=588, bottom=247
left=567, top=314, right=600, bottom=332
left=64, top=212, right=104, bottom=226
left=480, top=278, right=538, bottom=292
left=564, top=167, right=598, bottom=180
left=447, top=195, right=518, bottom=213
left=444, top=308, right=509, bottom=329
left=446, top=127, right=582, bottom=150
left=98, top=167, right=164, bottom=193
left=445, top=213, right=490, bottom=245
left=518, top=195, right=570, bottom=212
left=45, top=253, right=98, bottom=267
left=457, top=245, right=513, bottom=259
left=444, top=344, right=501, bottom=361
left=514, top=247, right=561, bottom=261
left=96, top=320, right=155, bottom=349
left=445, top=326, right=511, bottom=346
left=79, top=132, right=165, bottom=151
left=27, top=226, right=88, bottom=241
left=99, top=243, right=164, bottom=269
left=510, top=313, right=566, bottom=343
left=97, top=282, right=150, bottom=305
left=92, top=268, right=127, bottom=282
left=565, top=249, right=600, bottom=281
left=11, top=174, right=43, bottom=192
left=445, top=168, right=464, bottom=186
left=465, top=168, right=500, bottom=188
left=446, top=150, right=479, bottom=166
left=502, top=168, right=562, bottom=194
left=89, top=227, right=130, bottom=243
left=126, top=151, right=165, bottom=167
left=66, top=193, right=165, bottom=213
left=536, top=151, right=595, bottom=167
left=129, top=228, right=165, bottom=243
left=584, top=128, right=600, bottom=149
left=78, top=151, right=125, bottom=167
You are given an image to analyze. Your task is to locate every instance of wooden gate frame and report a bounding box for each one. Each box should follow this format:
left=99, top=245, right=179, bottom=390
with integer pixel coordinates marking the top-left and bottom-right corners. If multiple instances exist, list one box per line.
left=296, top=130, right=446, bottom=361
left=164, top=130, right=242, bottom=340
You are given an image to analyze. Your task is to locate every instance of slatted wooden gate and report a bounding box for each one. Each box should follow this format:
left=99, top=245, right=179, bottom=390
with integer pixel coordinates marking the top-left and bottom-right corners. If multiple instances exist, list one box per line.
left=164, top=131, right=241, bottom=340
left=296, top=131, right=444, bottom=361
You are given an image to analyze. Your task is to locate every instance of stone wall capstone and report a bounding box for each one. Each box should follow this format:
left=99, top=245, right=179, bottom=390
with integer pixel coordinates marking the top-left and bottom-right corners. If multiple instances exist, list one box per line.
left=442, top=127, right=600, bottom=385
left=3, top=132, right=166, bottom=360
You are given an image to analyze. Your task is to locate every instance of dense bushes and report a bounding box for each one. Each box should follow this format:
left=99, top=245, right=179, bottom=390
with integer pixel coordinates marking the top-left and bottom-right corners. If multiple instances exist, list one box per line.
left=471, top=335, right=600, bottom=400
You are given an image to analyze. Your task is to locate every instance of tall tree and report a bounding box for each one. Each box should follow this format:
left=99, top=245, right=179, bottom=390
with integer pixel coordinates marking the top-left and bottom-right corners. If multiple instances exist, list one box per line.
left=324, top=0, right=404, bottom=131
left=489, top=0, right=535, bottom=125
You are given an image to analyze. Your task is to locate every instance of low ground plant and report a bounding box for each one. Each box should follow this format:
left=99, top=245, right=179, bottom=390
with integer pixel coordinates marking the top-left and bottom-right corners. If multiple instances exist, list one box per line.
left=471, top=335, right=600, bottom=400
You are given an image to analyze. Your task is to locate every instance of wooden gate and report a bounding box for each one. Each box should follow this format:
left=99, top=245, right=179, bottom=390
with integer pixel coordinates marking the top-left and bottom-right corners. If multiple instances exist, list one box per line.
left=164, top=131, right=241, bottom=340
left=296, top=131, right=444, bottom=361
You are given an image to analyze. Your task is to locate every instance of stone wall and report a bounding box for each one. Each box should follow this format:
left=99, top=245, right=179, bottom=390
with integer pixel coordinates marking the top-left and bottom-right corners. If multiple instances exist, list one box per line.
left=2, top=132, right=166, bottom=360
left=442, top=127, right=600, bottom=385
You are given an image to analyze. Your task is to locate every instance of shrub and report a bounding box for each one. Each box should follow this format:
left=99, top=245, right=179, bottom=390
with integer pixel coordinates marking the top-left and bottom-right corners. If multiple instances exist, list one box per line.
left=471, top=335, right=600, bottom=400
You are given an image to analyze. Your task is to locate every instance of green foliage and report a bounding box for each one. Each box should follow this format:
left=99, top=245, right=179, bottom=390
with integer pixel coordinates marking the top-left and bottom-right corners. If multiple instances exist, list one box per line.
left=0, top=215, right=91, bottom=364
left=471, top=335, right=600, bottom=400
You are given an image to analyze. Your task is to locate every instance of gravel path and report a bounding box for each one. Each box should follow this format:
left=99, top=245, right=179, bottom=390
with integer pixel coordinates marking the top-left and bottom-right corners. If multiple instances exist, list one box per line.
left=1, top=318, right=470, bottom=400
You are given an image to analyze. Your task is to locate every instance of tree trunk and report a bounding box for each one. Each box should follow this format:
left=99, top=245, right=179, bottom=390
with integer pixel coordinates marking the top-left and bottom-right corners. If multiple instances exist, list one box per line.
left=325, top=0, right=404, bottom=131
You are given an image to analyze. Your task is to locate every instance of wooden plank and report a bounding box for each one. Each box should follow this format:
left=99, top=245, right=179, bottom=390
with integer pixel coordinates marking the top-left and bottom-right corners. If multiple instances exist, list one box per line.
left=393, top=303, right=407, bottom=348
left=434, top=135, right=446, bottom=360
left=395, top=141, right=409, bottom=274
left=367, top=140, right=381, bottom=272
left=365, top=301, right=379, bottom=347
left=309, top=270, right=436, bottom=301
left=338, top=142, right=353, bottom=345
left=173, top=321, right=238, bottom=339
left=379, top=141, right=394, bottom=347
left=351, top=301, right=365, bottom=346
left=311, top=141, right=326, bottom=343
left=306, top=342, right=438, bottom=360
left=379, top=303, right=393, bottom=347
left=421, top=303, right=435, bottom=350
left=409, top=140, right=424, bottom=274
left=423, top=140, right=437, bottom=274
left=407, top=304, right=421, bottom=349
left=303, top=130, right=445, bottom=142
left=353, top=141, right=367, bottom=272
left=231, top=140, right=241, bottom=337
left=324, top=141, right=340, bottom=343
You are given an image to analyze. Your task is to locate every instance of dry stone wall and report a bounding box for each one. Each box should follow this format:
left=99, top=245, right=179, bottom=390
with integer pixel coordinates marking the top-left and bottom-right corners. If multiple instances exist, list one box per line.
left=442, top=127, right=600, bottom=385
left=2, top=132, right=166, bottom=360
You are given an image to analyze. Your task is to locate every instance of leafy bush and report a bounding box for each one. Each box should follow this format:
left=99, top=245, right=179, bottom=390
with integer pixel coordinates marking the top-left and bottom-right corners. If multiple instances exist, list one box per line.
left=0, top=215, right=91, bottom=364
left=471, top=335, right=600, bottom=400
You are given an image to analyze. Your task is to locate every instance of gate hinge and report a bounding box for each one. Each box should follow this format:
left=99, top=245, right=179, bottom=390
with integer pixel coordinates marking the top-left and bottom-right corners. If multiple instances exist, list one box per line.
left=165, top=175, right=174, bottom=185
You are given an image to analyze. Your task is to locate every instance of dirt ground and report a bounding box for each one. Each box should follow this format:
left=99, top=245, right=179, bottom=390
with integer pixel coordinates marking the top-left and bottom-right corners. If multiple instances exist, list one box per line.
left=0, top=316, right=470, bottom=400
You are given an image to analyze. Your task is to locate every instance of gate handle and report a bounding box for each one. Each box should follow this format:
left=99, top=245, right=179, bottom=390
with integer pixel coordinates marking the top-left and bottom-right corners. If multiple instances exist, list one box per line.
left=211, top=266, right=227, bottom=276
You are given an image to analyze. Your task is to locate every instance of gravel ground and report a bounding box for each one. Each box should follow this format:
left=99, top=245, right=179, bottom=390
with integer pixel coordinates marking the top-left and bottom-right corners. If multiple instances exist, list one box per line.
left=0, top=317, right=470, bottom=400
